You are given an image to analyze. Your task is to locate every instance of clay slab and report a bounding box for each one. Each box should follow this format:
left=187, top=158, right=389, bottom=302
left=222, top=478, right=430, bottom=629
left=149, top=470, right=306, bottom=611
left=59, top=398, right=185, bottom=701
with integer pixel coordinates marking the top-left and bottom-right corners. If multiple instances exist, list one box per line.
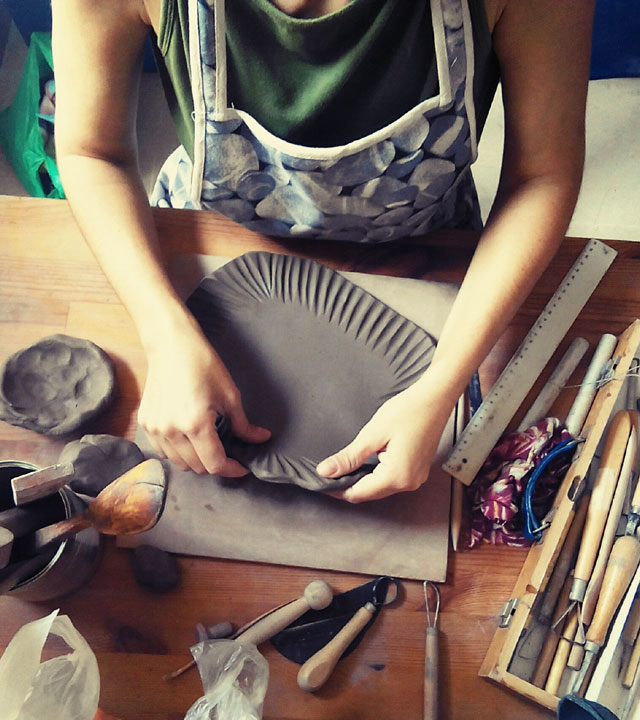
left=122, top=253, right=459, bottom=581
left=186, top=252, right=437, bottom=491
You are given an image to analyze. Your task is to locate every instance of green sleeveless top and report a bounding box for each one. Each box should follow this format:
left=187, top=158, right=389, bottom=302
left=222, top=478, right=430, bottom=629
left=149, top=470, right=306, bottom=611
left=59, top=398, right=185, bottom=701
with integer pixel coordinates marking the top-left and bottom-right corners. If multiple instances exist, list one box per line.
left=152, top=0, right=499, bottom=159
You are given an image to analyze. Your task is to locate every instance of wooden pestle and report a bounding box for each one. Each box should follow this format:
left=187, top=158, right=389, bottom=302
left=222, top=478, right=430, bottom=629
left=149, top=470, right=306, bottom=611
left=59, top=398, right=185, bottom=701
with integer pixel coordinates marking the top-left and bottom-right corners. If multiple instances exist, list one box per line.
left=573, top=535, right=640, bottom=696
left=582, top=426, right=637, bottom=625
left=297, top=601, right=376, bottom=692
left=570, top=411, right=633, bottom=604
left=531, top=574, right=573, bottom=688
left=235, top=580, right=333, bottom=646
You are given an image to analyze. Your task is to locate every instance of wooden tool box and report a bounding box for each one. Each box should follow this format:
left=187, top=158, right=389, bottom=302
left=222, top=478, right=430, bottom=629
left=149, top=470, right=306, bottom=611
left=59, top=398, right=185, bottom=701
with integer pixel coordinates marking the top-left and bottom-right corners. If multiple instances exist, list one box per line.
left=479, top=319, right=640, bottom=713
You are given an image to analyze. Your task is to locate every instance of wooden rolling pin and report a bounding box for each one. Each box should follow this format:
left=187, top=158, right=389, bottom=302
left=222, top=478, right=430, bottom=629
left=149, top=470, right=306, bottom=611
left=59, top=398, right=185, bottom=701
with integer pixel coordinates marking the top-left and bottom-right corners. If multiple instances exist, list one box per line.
left=297, top=601, right=375, bottom=692
left=572, top=535, right=640, bottom=696
left=582, top=426, right=637, bottom=625
left=570, top=411, right=633, bottom=605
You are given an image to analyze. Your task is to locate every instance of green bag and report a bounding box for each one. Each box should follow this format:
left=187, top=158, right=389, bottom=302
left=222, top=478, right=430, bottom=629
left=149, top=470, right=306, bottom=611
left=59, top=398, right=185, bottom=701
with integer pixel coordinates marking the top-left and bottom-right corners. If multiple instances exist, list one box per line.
left=0, top=32, right=64, bottom=198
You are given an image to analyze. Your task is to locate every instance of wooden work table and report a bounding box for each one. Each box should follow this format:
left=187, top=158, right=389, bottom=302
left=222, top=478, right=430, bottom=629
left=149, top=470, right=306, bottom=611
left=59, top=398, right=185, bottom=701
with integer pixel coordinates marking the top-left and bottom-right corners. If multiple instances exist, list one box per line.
left=1, top=195, right=639, bottom=720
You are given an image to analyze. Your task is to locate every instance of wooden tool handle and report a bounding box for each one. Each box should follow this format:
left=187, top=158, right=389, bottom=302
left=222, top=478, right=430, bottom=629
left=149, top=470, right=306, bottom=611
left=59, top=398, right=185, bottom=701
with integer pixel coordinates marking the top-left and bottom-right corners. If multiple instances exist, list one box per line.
left=573, top=411, right=632, bottom=587
left=623, top=629, right=640, bottom=689
left=583, top=429, right=637, bottom=624
left=532, top=574, right=573, bottom=687
left=0, top=527, right=13, bottom=570
left=297, top=602, right=375, bottom=692
left=31, top=515, right=92, bottom=555
left=235, top=580, right=332, bottom=647
left=586, top=535, right=640, bottom=648
left=424, top=627, right=439, bottom=720
left=11, top=462, right=75, bottom=506
left=538, top=496, right=588, bottom=625
left=622, top=595, right=640, bottom=647
left=545, top=609, right=579, bottom=696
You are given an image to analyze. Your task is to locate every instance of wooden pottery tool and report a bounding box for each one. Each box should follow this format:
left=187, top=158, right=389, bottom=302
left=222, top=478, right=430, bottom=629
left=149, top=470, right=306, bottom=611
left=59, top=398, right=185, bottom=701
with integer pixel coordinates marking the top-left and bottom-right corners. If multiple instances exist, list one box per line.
left=569, top=410, right=633, bottom=606
left=24, top=459, right=166, bottom=556
left=443, top=239, right=617, bottom=485
left=582, top=425, right=637, bottom=625
left=531, top=574, right=573, bottom=688
left=545, top=605, right=580, bottom=696
left=626, top=426, right=640, bottom=538
left=11, top=462, right=75, bottom=505
left=163, top=579, right=333, bottom=681
left=571, top=534, right=640, bottom=696
left=620, top=591, right=640, bottom=686
left=565, top=334, right=619, bottom=438
left=235, top=580, right=333, bottom=646
left=517, top=337, right=589, bottom=432
left=0, top=527, right=13, bottom=569
left=423, top=581, right=440, bottom=720
left=296, top=577, right=399, bottom=692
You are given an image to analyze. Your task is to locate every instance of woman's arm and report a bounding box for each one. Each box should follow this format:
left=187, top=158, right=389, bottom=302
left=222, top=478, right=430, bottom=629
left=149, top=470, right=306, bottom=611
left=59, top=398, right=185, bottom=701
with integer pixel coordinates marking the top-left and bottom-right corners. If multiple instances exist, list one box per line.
left=319, top=0, right=595, bottom=501
left=52, top=0, right=269, bottom=475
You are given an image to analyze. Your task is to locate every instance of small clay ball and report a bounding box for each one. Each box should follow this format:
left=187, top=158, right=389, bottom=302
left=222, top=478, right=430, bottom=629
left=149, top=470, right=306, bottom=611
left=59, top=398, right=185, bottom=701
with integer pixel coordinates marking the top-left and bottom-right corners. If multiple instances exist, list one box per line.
left=59, top=434, right=144, bottom=496
left=130, top=544, right=181, bottom=594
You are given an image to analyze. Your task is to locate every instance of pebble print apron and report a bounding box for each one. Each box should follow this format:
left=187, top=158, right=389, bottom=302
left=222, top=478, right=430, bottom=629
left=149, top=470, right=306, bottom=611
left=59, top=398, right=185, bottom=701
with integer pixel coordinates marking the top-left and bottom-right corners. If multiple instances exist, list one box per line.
left=152, top=0, right=483, bottom=241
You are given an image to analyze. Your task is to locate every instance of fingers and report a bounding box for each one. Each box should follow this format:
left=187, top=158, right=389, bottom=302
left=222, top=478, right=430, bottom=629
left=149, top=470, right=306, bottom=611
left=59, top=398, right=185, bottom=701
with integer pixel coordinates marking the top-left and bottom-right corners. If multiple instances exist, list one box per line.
left=226, top=404, right=271, bottom=444
left=316, top=430, right=380, bottom=479
left=331, top=462, right=426, bottom=503
left=188, top=420, right=250, bottom=478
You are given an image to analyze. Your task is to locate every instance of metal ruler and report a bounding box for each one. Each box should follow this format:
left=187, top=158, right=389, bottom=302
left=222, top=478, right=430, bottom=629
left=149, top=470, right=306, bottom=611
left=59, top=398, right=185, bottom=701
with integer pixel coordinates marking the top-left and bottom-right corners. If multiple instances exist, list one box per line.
left=443, top=238, right=617, bottom=485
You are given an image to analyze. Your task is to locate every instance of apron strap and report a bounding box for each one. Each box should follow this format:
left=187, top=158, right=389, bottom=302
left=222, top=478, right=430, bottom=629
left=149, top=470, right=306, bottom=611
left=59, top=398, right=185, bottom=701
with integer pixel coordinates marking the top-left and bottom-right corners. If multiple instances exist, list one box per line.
left=214, top=0, right=229, bottom=120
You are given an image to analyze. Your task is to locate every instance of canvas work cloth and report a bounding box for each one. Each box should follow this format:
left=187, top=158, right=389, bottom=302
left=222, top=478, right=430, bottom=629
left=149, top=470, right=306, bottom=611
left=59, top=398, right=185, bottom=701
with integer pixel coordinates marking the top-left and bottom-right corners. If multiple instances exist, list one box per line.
left=152, top=0, right=483, bottom=241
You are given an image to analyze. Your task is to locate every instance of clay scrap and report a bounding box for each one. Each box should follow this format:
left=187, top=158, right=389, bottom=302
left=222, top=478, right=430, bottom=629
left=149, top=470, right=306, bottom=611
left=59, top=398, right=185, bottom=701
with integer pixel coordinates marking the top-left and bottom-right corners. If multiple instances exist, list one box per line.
left=0, top=334, right=115, bottom=435
left=59, top=434, right=144, bottom=497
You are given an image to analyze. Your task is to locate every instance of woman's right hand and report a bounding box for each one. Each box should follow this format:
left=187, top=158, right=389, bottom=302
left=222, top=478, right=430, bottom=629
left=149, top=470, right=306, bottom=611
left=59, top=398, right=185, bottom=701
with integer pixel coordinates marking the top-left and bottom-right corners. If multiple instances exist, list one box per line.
left=138, top=318, right=271, bottom=476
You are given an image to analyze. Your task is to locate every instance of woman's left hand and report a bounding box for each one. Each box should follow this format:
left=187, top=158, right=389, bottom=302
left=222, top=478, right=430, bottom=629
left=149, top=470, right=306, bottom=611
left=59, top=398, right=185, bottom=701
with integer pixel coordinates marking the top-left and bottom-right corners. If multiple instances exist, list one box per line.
left=316, top=381, right=455, bottom=503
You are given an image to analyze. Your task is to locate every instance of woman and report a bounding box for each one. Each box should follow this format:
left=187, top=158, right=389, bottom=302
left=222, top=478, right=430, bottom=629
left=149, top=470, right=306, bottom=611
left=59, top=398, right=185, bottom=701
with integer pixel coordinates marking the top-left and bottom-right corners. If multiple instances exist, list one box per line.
left=50, top=0, right=594, bottom=502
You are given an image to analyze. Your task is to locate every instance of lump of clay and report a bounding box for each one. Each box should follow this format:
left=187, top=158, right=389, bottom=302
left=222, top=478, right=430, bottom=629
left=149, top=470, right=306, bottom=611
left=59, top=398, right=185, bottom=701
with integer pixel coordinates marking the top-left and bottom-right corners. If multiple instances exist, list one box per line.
left=59, top=434, right=144, bottom=497
left=130, top=544, right=181, bottom=593
left=0, top=334, right=115, bottom=435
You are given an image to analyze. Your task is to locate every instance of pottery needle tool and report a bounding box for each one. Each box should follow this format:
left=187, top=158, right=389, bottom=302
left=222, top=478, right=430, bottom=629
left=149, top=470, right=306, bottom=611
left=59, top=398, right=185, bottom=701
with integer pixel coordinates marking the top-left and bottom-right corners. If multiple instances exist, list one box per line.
left=422, top=581, right=440, bottom=720
left=565, top=334, right=619, bottom=438
left=517, top=337, right=589, bottom=432
left=10, top=462, right=75, bottom=506
left=163, top=580, right=333, bottom=681
left=0, top=527, right=13, bottom=570
left=443, top=238, right=617, bottom=486
left=571, top=534, right=640, bottom=697
left=582, top=424, right=638, bottom=627
left=296, top=577, right=399, bottom=692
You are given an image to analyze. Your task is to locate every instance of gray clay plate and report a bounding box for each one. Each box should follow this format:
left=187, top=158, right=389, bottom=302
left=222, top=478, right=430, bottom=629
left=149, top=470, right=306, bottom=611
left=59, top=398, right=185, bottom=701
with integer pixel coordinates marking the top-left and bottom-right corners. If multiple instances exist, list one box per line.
left=0, top=334, right=115, bottom=435
left=187, top=252, right=436, bottom=491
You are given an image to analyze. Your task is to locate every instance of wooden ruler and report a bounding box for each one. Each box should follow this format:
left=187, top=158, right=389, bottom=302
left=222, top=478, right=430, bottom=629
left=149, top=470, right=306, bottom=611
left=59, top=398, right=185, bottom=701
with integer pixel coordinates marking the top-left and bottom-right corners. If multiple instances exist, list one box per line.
left=442, top=238, right=617, bottom=486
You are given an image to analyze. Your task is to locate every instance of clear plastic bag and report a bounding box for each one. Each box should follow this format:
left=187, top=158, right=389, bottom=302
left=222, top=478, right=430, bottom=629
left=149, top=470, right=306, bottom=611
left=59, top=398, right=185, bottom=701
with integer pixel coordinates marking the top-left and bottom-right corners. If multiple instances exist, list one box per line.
left=184, top=640, right=269, bottom=720
left=0, top=609, right=100, bottom=720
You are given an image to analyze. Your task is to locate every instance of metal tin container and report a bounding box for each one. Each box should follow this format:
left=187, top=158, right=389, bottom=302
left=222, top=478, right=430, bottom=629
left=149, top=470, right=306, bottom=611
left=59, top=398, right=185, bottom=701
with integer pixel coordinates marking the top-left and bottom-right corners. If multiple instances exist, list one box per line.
left=0, top=460, right=102, bottom=601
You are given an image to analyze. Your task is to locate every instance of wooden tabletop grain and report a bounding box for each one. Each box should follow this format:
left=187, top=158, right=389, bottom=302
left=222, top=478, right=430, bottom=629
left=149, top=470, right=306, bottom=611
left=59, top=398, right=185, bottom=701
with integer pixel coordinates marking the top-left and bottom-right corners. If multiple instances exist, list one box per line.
left=1, top=195, right=639, bottom=720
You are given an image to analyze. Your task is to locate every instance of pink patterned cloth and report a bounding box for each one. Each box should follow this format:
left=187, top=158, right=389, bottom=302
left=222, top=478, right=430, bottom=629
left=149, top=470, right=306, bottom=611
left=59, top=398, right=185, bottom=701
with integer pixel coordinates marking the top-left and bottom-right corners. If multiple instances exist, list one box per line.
left=465, top=418, right=572, bottom=548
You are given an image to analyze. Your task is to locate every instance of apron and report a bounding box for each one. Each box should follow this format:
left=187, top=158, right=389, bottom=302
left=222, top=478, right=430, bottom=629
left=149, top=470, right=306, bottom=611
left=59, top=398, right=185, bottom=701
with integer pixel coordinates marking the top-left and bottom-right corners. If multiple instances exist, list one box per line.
left=152, top=0, right=483, bottom=241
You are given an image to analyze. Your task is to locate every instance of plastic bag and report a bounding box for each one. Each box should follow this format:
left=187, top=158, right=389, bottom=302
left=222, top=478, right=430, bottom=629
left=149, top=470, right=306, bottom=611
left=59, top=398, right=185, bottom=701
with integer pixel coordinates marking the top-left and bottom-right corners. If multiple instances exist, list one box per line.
left=0, top=32, right=65, bottom=198
left=184, top=640, right=269, bottom=720
left=0, top=609, right=100, bottom=720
